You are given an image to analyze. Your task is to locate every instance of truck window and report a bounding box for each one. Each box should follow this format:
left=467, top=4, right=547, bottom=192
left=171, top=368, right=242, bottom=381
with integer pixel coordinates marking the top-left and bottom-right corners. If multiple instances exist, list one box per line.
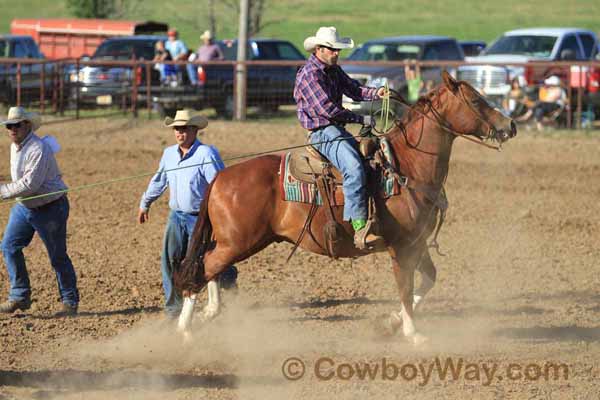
left=558, top=35, right=583, bottom=60
left=255, top=42, right=304, bottom=60
left=579, top=34, right=596, bottom=59
left=11, top=41, right=29, bottom=58
left=424, top=41, right=463, bottom=60
left=25, top=39, right=42, bottom=58
left=485, top=35, right=557, bottom=58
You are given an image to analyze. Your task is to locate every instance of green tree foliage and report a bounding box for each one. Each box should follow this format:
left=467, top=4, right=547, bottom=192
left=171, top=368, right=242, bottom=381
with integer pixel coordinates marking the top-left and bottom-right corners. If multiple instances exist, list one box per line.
left=66, top=0, right=115, bottom=18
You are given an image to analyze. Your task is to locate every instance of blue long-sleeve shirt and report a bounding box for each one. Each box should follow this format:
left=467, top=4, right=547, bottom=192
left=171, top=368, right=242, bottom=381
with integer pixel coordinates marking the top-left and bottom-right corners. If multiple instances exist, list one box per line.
left=139, top=139, right=224, bottom=214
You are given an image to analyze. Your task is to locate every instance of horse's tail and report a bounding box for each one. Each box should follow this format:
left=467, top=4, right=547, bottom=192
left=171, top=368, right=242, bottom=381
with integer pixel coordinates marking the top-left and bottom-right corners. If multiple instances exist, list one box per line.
left=173, top=180, right=215, bottom=294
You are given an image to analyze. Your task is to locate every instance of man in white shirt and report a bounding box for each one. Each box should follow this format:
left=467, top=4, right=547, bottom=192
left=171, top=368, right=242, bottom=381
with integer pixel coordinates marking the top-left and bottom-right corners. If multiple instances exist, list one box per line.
left=0, top=107, right=79, bottom=316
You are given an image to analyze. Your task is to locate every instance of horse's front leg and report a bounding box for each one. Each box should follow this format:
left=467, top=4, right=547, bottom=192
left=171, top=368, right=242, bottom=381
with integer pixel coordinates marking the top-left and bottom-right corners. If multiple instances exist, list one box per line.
left=387, top=245, right=428, bottom=345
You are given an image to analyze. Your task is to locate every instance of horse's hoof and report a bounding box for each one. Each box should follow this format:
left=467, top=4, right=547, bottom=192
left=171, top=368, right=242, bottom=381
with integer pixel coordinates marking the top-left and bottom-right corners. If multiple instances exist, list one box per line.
left=374, top=312, right=402, bottom=337
left=201, top=305, right=219, bottom=322
left=408, top=332, right=428, bottom=346
left=180, top=329, right=194, bottom=344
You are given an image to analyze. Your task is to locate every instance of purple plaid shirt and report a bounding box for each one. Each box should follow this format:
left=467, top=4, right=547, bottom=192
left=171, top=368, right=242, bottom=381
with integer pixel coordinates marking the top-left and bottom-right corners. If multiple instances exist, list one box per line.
left=294, top=54, right=378, bottom=130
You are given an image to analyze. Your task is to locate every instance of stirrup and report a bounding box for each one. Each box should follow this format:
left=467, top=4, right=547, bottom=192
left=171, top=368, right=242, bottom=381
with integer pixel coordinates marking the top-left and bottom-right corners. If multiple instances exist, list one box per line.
left=353, top=220, right=384, bottom=250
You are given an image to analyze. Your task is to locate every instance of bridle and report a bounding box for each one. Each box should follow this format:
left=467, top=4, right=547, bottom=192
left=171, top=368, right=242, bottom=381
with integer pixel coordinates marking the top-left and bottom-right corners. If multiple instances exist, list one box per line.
left=386, top=84, right=503, bottom=151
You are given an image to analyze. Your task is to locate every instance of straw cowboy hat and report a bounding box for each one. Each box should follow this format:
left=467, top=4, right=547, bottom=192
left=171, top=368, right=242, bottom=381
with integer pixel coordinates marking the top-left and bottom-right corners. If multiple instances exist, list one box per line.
left=200, top=30, right=213, bottom=40
left=303, top=26, right=354, bottom=52
left=1, top=106, right=41, bottom=131
left=544, top=75, right=561, bottom=86
left=164, top=110, right=208, bottom=129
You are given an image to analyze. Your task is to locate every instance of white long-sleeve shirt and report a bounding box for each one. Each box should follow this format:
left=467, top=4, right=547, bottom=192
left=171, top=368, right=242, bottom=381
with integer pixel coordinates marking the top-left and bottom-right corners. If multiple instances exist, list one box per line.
left=0, top=132, right=67, bottom=208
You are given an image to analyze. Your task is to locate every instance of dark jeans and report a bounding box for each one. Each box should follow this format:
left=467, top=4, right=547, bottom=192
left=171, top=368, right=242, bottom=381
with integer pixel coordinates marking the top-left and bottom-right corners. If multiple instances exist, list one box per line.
left=161, top=210, right=237, bottom=316
left=1, top=196, right=79, bottom=305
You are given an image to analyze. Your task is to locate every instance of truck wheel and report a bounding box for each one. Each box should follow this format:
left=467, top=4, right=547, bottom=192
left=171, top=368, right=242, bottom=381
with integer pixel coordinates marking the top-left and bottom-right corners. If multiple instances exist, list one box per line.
left=215, top=93, right=234, bottom=119
left=155, top=104, right=177, bottom=118
left=258, top=104, right=279, bottom=114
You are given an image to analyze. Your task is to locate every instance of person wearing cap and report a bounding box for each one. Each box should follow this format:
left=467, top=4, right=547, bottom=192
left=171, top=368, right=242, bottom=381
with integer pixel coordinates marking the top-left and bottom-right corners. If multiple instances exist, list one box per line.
left=294, top=26, right=386, bottom=250
left=533, top=75, right=566, bottom=131
left=165, top=29, right=189, bottom=84
left=0, top=107, right=79, bottom=316
left=138, top=110, right=237, bottom=318
left=186, top=30, right=224, bottom=86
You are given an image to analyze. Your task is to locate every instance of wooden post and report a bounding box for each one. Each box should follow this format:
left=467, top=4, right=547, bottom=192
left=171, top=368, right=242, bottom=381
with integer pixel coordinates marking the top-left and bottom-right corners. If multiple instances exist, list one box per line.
left=16, top=63, right=21, bottom=107
left=40, top=61, right=46, bottom=114
left=146, top=62, right=152, bottom=120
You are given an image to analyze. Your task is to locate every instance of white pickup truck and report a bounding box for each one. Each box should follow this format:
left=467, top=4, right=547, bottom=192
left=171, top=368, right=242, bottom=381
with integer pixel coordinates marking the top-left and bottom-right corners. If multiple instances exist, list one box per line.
left=456, top=28, right=600, bottom=106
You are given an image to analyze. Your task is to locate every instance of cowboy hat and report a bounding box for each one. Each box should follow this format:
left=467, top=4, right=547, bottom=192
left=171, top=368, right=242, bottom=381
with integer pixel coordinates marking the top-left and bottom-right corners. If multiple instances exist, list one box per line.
left=200, top=30, right=213, bottom=40
left=164, top=109, right=208, bottom=129
left=303, top=26, right=354, bottom=52
left=544, top=75, right=561, bottom=86
left=1, top=106, right=41, bottom=131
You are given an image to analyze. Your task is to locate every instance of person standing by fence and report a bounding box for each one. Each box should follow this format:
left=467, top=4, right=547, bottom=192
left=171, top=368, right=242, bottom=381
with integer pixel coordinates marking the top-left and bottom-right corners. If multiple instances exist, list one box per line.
left=137, top=110, right=237, bottom=319
left=0, top=107, right=79, bottom=316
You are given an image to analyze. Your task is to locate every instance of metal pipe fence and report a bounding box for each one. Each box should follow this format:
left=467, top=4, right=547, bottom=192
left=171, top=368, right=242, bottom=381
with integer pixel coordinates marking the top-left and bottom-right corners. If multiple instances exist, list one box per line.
left=0, top=58, right=599, bottom=128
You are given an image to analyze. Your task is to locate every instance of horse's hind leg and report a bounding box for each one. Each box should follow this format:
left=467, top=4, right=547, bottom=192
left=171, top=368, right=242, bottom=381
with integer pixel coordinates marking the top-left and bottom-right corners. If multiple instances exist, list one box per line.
left=383, top=246, right=436, bottom=335
left=388, top=244, right=427, bottom=345
left=178, top=244, right=240, bottom=334
left=413, top=249, right=437, bottom=310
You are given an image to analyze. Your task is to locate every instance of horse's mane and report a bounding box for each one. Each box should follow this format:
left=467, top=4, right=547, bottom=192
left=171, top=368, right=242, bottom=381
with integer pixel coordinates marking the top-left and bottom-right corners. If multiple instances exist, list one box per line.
left=384, top=85, right=445, bottom=142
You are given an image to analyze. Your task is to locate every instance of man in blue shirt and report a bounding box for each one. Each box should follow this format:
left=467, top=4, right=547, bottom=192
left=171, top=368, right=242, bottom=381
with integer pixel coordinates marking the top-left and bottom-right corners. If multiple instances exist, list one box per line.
left=138, top=110, right=237, bottom=318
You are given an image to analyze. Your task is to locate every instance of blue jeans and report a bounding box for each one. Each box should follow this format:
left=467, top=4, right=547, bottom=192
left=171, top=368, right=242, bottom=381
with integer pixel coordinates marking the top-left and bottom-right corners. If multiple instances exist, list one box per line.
left=1, top=196, right=79, bottom=305
left=186, top=63, right=198, bottom=85
left=309, top=125, right=366, bottom=221
left=161, top=210, right=237, bottom=316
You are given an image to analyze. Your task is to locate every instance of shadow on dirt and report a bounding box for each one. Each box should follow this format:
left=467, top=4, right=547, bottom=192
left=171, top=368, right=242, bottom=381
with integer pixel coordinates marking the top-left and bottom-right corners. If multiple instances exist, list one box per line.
left=30, top=306, right=162, bottom=320
left=494, top=325, right=600, bottom=342
left=287, top=296, right=395, bottom=309
left=0, top=369, right=246, bottom=392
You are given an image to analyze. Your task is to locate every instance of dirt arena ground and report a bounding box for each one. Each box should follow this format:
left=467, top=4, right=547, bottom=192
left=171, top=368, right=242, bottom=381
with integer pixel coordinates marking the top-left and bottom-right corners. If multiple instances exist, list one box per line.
left=0, top=115, right=598, bottom=399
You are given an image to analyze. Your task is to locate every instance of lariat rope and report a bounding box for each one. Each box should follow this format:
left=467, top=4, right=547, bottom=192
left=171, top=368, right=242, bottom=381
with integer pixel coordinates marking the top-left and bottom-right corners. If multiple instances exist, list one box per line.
left=0, top=135, right=369, bottom=206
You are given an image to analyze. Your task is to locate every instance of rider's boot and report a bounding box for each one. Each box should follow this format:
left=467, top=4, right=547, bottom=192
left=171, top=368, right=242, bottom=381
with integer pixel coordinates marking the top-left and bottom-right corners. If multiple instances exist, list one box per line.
left=352, top=219, right=384, bottom=250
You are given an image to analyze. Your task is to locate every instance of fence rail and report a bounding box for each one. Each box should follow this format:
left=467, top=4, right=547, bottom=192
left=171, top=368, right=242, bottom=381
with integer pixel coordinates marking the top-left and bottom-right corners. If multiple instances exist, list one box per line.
left=1, top=58, right=599, bottom=129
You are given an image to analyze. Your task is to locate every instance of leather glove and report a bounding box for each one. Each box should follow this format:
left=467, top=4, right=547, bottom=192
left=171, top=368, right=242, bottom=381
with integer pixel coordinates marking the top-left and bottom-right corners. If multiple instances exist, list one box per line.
left=360, top=115, right=375, bottom=136
left=362, top=115, right=376, bottom=128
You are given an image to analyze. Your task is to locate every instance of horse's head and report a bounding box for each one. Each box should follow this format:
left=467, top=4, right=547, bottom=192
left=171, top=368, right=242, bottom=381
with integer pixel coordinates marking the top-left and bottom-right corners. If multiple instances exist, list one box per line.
left=441, top=71, right=517, bottom=144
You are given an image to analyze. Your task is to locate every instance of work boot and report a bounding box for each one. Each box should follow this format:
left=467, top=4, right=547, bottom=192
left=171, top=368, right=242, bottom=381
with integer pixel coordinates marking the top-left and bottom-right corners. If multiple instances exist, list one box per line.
left=54, top=303, right=78, bottom=317
left=0, top=299, right=31, bottom=314
left=352, top=219, right=385, bottom=250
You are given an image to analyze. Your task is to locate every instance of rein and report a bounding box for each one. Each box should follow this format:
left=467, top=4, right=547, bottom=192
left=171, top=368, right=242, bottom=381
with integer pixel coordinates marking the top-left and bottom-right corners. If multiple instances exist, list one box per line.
left=384, top=87, right=502, bottom=151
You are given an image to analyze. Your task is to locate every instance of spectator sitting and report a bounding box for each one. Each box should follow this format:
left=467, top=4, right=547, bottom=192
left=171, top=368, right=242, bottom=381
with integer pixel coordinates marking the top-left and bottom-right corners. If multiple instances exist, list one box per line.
left=166, top=29, right=189, bottom=83
left=503, top=77, right=532, bottom=120
left=533, top=75, right=566, bottom=131
left=187, top=30, right=224, bottom=86
left=154, top=41, right=177, bottom=85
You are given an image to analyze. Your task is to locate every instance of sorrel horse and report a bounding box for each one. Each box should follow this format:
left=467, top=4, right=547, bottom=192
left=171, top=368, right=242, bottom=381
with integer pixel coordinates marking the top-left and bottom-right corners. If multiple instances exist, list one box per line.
left=173, top=71, right=517, bottom=344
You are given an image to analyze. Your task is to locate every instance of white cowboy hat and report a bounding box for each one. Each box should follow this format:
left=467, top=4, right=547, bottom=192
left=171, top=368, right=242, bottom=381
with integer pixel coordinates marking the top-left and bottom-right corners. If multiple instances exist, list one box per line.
left=200, top=30, right=213, bottom=40
left=164, top=109, right=208, bottom=129
left=303, top=26, right=354, bottom=52
left=1, top=106, right=41, bottom=131
left=544, top=75, right=561, bottom=86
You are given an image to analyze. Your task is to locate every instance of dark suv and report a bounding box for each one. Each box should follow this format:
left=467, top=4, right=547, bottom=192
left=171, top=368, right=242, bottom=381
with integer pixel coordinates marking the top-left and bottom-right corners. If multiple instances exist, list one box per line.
left=341, top=35, right=464, bottom=114
left=0, top=35, right=50, bottom=105
left=149, top=38, right=305, bottom=117
left=68, top=35, right=164, bottom=106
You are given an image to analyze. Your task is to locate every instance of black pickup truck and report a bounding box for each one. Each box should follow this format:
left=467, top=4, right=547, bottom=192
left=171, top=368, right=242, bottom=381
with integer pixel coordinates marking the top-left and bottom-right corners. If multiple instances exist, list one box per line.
left=146, top=38, right=305, bottom=118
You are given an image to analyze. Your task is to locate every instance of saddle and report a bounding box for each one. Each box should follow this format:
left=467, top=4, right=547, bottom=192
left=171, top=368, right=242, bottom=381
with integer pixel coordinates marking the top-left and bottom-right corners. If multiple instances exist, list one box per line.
left=286, top=133, right=390, bottom=257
